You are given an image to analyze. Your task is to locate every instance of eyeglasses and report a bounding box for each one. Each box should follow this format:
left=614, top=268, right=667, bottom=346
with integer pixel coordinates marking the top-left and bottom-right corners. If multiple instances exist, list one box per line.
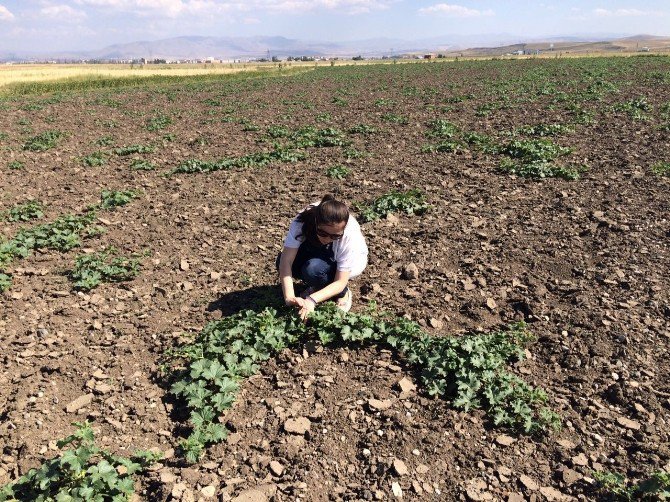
left=316, top=227, right=344, bottom=240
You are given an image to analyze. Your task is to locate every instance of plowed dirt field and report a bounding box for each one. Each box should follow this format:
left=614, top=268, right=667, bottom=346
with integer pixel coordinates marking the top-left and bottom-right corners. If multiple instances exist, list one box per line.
left=1, top=57, right=669, bottom=501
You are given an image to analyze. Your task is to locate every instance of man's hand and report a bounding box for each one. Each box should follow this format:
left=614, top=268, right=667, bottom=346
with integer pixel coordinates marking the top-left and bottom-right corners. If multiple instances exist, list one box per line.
left=297, top=298, right=315, bottom=322
left=285, top=296, right=315, bottom=322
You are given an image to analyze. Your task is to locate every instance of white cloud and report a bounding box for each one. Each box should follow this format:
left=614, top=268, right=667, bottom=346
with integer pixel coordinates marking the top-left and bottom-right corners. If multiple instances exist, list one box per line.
left=593, top=8, right=651, bottom=17
left=41, top=4, right=88, bottom=21
left=74, top=0, right=392, bottom=17
left=255, top=0, right=393, bottom=14
left=419, top=3, right=494, bottom=17
left=0, top=4, right=15, bottom=21
left=75, top=0, right=241, bottom=17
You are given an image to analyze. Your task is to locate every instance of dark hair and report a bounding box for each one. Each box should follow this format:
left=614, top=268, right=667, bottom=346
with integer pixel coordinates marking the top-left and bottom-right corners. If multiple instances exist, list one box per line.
left=296, top=194, right=349, bottom=245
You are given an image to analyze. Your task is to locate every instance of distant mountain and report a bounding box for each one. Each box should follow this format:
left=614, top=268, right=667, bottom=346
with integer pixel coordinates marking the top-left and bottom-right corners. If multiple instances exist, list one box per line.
left=88, top=36, right=346, bottom=60
left=441, top=34, right=670, bottom=57
left=619, top=34, right=670, bottom=41
left=1, top=34, right=668, bottom=62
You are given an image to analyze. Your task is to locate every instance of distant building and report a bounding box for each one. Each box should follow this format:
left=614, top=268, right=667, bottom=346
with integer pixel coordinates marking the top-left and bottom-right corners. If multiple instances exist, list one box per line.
left=423, top=53, right=435, bottom=59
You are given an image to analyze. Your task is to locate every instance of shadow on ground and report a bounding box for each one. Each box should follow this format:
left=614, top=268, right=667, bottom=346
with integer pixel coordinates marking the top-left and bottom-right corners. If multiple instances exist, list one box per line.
left=206, top=284, right=288, bottom=317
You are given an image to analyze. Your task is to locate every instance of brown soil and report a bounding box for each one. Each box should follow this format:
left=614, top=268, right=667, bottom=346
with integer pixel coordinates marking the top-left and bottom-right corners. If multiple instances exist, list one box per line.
left=1, top=57, right=669, bottom=501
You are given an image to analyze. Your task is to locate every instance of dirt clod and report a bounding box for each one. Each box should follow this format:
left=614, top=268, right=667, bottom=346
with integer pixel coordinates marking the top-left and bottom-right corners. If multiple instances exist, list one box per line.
left=65, top=393, right=93, bottom=413
left=617, top=416, right=641, bottom=430
left=283, top=417, right=311, bottom=435
left=401, top=263, right=419, bottom=280
left=392, top=458, right=409, bottom=476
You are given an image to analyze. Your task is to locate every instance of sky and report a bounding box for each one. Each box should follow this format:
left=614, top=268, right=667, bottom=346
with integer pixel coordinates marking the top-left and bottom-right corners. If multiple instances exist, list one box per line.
left=0, top=0, right=669, bottom=53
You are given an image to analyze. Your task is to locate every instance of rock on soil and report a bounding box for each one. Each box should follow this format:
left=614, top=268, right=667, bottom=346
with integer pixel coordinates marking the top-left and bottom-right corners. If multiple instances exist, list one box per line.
left=519, top=474, right=539, bottom=492
left=231, top=489, right=267, bottom=502
left=283, top=417, right=311, bottom=435
left=495, top=434, right=515, bottom=446
left=368, top=398, right=393, bottom=411
left=65, top=393, right=93, bottom=413
left=401, top=263, right=419, bottom=280
left=540, top=486, right=571, bottom=501
left=617, top=416, right=641, bottom=430
left=269, top=460, right=284, bottom=476
left=397, top=377, right=416, bottom=399
left=392, top=458, right=409, bottom=476
left=561, top=467, right=582, bottom=485
left=200, top=485, right=216, bottom=498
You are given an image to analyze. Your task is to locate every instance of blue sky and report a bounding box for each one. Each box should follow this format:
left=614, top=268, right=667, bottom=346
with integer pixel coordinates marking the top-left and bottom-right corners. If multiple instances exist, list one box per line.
left=0, top=1, right=668, bottom=52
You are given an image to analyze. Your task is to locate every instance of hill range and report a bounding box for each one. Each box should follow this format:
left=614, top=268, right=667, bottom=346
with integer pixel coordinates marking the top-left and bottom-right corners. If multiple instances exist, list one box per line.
left=1, top=34, right=669, bottom=62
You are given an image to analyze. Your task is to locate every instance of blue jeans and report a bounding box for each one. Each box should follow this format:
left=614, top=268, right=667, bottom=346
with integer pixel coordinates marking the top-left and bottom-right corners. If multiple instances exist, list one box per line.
left=276, top=241, right=348, bottom=299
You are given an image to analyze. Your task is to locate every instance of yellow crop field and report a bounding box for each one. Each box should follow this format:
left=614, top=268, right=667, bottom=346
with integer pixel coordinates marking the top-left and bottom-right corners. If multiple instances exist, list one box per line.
left=0, top=63, right=280, bottom=87
left=0, top=59, right=453, bottom=88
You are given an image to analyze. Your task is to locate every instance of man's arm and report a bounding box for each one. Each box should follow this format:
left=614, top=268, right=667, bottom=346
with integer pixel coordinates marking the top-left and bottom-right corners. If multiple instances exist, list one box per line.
left=308, top=269, right=350, bottom=303
left=278, top=246, right=299, bottom=305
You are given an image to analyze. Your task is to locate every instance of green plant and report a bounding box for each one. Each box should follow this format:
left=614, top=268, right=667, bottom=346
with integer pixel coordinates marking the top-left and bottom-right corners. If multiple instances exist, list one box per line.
left=594, top=469, right=670, bottom=500
left=357, top=190, right=429, bottom=222
left=169, top=148, right=305, bottom=175
left=343, top=148, right=368, bottom=160
left=23, top=130, right=65, bottom=152
left=475, top=103, right=497, bottom=117
left=240, top=120, right=260, bottom=132
left=83, top=151, right=107, bottom=167
left=0, top=273, right=11, bottom=292
left=347, top=124, right=378, bottom=135
left=0, top=185, right=142, bottom=272
left=0, top=422, right=161, bottom=501
left=515, top=123, right=574, bottom=136
left=614, top=96, right=653, bottom=120
left=113, top=145, right=155, bottom=156
left=8, top=161, right=23, bottom=170
left=498, top=158, right=582, bottom=180
left=164, top=305, right=559, bottom=463
left=660, top=102, right=670, bottom=119
left=146, top=113, right=172, bottom=131
left=0, top=212, right=101, bottom=269
left=651, top=162, right=670, bottom=176
left=290, top=126, right=349, bottom=148
left=498, top=139, right=579, bottom=180
left=326, top=165, right=351, bottom=179
left=130, top=159, right=155, bottom=171
left=462, top=132, right=500, bottom=154
left=426, top=119, right=460, bottom=138
left=100, top=190, right=140, bottom=209
left=4, top=200, right=44, bottom=222
left=381, top=113, right=408, bottom=125
left=266, top=125, right=291, bottom=138
left=566, top=103, right=594, bottom=125
left=94, top=135, right=115, bottom=147
left=70, top=248, right=141, bottom=290
left=374, top=98, right=394, bottom=107
left=501, top=139, right=572, bottom=162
